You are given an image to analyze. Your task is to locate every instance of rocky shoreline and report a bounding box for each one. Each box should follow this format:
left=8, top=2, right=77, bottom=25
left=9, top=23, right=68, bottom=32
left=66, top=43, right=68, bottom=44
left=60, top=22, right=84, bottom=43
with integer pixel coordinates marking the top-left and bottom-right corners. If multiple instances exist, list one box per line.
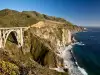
left=50, top=32, right=88, bottom=75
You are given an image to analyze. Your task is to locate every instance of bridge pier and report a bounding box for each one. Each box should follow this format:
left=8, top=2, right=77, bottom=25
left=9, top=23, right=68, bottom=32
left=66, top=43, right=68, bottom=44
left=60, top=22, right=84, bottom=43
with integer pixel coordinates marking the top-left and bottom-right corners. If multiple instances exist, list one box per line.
left=0, top=30, right=2, bottom=48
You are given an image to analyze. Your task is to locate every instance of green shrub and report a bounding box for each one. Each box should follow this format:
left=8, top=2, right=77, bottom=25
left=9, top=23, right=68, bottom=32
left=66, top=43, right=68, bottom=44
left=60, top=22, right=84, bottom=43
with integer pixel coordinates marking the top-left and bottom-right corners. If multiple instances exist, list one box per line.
left=0, top=60, right=20, bottom=75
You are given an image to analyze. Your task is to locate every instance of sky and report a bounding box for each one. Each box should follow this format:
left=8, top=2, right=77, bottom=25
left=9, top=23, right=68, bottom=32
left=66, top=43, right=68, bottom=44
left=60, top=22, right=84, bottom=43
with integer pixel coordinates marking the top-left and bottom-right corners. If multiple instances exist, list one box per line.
left=0, top=0, right=100, bottom=27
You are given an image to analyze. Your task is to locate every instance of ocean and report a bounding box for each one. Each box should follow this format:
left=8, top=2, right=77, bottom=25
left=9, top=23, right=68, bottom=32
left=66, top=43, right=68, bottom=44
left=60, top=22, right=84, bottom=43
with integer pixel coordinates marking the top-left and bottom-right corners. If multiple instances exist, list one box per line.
left=73, top=27, right=100, bottom=75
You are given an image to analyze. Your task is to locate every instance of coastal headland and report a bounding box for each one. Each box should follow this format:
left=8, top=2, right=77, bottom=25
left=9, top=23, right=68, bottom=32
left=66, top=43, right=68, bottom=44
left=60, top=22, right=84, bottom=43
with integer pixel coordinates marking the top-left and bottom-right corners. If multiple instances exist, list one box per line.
left=0, top=9, right=84, bottom=75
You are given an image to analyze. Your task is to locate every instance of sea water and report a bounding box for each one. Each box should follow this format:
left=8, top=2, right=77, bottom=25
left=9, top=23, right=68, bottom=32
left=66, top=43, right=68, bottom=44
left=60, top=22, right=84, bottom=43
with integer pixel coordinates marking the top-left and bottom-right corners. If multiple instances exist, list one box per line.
left=73, top=27, right=100, bottom=75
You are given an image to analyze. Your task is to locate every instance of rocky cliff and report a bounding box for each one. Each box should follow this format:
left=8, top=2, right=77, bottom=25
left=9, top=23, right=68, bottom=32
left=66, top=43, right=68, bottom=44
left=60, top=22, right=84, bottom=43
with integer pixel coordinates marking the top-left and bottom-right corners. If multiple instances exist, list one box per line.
left=0, top=9, right=84, bottom=75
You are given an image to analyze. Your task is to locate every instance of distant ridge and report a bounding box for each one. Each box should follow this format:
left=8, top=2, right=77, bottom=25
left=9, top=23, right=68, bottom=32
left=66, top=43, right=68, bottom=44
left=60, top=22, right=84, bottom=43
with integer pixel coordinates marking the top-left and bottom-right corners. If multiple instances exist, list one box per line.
left=0, top=9, right=83, bottom=31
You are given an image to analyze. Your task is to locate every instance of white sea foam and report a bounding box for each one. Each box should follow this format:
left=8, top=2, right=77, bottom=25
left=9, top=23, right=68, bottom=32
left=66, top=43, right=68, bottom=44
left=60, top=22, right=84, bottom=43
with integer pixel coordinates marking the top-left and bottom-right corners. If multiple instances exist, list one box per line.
left=78, top=66, right=88, bottom=75
left=58, top=42, right=88, bottom=75
left=75, top=42, right=85, bottom=46
left=50, top=41, right=88, bottom=75
left=75, top=59, right=88, bottom=75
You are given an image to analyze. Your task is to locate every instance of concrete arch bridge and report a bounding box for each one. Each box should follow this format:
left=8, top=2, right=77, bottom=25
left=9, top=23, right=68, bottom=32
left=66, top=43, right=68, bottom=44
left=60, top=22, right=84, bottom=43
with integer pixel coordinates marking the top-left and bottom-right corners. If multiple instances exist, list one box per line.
left=0, top=27, right=28, bottom=48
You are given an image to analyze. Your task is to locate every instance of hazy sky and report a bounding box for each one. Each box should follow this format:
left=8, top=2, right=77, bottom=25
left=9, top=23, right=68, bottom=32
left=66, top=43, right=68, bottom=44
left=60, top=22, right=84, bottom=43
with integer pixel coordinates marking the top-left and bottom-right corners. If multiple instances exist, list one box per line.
left=0, top=0, right=100, bottom=27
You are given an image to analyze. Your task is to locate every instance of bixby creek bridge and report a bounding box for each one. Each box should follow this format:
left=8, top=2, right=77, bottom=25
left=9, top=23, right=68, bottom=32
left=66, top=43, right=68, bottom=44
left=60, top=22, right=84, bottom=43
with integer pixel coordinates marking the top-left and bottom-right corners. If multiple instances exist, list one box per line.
left=0, top=27, right=28, bottom=48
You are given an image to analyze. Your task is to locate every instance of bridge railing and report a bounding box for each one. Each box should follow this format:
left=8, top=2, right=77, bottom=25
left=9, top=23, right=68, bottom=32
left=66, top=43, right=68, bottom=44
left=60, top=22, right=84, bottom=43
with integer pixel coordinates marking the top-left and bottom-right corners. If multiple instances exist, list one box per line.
left=0, top=27, right=28, bottom=29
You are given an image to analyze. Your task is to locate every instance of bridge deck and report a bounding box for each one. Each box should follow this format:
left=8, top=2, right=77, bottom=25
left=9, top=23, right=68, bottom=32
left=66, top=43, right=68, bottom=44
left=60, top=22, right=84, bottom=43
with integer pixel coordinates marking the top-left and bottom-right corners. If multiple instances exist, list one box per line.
left=0, top=27, right=28, bottom=29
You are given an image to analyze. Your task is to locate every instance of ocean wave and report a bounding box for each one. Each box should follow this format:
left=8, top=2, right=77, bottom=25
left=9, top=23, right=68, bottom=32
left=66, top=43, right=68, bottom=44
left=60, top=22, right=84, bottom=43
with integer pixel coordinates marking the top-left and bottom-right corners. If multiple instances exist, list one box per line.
left=74, top=56, right=88, bottom=75
left=58, top=42, right=88, bottom=75
left=78, top=66, right=88, bottom=75
left=71, top=42, right=88, bottom=75
left=74, top=42, right=85, bottom=46
left=71, top=48, right=88, bottom=75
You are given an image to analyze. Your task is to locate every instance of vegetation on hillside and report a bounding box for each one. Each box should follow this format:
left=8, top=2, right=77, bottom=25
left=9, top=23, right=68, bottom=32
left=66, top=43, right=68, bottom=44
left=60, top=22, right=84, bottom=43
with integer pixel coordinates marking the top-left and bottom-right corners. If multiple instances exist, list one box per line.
left=0, top=9, right=38, bottom=27
left=0, top=8, right=83, bottom=30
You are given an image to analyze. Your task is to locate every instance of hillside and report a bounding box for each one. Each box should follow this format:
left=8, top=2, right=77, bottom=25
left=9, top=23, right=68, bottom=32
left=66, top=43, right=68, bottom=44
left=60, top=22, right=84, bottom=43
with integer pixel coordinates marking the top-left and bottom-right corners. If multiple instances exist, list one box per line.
left=0, top=9, right=84, bottom=75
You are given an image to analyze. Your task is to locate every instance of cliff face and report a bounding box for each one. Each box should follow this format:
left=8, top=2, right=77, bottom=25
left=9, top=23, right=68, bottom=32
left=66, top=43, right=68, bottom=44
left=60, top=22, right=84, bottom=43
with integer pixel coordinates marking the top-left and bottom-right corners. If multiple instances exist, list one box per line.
left=29, top=20, right=72, bottom=68
left=31, top=21, right=72, bottom=50
left=0, top=9, right=84, bottom=75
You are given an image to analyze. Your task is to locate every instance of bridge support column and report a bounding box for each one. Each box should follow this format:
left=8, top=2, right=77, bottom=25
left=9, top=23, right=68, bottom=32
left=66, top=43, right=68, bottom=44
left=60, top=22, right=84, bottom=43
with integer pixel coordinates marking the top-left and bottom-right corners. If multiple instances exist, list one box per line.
left=0, top=30, right=2, bottom=48
left=16, top=28, right=23, bottom=47
left=20, top=28, right=23, bottom=47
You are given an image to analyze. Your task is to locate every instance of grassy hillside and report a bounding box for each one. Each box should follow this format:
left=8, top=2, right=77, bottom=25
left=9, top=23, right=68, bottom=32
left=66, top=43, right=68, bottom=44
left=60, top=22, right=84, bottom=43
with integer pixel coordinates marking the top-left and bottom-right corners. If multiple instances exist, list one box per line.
left=0, top=9, right=79, bottom=28
left=0, top=9, right=38, bottom=27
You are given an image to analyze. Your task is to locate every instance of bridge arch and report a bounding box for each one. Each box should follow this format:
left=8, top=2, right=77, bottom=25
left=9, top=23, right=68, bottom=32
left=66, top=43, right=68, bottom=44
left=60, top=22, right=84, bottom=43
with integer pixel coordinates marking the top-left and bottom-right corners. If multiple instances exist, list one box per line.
left=4, top=30, right=19, bottom=47
left=2, top=29, right=23, bottom=48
